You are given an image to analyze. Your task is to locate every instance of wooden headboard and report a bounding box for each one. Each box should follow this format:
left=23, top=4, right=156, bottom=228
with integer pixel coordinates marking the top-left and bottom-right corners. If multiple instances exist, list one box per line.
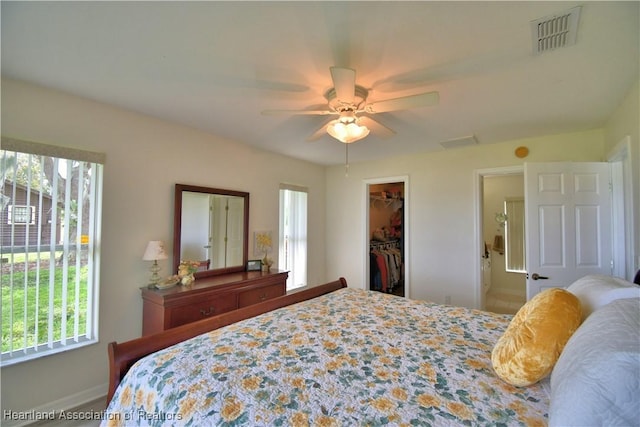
left=107, top=277, right=348, bottom=403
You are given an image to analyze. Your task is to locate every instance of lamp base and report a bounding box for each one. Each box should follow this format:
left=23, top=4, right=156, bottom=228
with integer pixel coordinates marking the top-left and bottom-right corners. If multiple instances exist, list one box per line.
left=148, top=260, right=161, bottom=286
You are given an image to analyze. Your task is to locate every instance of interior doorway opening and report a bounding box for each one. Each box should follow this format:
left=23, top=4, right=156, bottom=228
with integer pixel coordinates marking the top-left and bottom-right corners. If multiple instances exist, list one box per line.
left=482, top=173, right=526, bottom=314
left=474, top=166, right=524, bottom=312
left=365, top=177, right=408, bottom=298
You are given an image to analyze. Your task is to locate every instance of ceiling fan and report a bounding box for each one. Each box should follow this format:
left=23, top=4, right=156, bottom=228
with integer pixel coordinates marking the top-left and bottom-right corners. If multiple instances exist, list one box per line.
left=262, top=67, right=439, bottom=144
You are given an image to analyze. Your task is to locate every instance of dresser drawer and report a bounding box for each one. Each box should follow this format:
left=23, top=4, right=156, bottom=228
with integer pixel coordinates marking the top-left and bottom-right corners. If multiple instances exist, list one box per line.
left=168, top=293, right=237, bottom=328
left=237, top=283, right=285, bottom=308
left=142, top=270, right=288, bottom=335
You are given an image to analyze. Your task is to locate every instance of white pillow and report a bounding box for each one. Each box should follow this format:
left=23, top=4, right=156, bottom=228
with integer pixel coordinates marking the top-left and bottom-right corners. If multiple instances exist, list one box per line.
left=549, top=298, right=640, bottom=426
left=566, top=274, right=637, bottom=320
left=596, top=286, right=640, bottom=307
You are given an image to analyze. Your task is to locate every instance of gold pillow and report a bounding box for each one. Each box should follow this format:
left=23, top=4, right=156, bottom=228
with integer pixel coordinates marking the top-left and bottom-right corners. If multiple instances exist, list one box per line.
left=491, top=288, right=582, bottom=387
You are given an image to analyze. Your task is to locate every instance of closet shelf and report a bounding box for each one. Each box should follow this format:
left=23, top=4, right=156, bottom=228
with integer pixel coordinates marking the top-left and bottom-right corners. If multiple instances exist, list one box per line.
left=370, top=196, right=403, bottom=209
left=370, top=238, right=401, bottom=250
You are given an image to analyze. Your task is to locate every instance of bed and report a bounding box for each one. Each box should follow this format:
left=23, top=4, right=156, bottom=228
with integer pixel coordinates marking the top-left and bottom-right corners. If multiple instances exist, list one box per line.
left=103, top=276, right=639, bottom=426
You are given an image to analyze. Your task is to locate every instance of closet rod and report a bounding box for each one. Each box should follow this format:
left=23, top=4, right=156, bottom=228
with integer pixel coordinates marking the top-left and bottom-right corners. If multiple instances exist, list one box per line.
left=370, top=239, right=400, bottom=250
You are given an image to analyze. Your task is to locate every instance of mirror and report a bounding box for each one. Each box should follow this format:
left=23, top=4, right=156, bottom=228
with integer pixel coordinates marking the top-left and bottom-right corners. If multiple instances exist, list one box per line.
left=173, top=184, right=249, bottom=277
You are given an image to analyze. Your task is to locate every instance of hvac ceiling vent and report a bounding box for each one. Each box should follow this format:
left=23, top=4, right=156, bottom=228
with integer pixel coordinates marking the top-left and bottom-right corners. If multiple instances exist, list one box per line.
left=531, top=6, right=581, bottom=55
left=440, top=135, right=478, bottom=150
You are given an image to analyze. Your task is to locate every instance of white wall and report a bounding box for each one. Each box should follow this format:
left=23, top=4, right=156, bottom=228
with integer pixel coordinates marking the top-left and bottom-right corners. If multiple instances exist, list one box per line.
left=0, top=78, right=327, bottom=417
left=326, top=129, right=606, bottom=307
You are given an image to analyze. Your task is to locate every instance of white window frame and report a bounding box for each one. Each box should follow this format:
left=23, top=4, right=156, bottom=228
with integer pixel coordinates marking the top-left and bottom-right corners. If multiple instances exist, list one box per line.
left=1, top=137, right=104, bottom=366
left=504, top=197, right=526, bottom=273
left=8, top=205, right=35, bottom=225
left=278, top=184, right=307, bottom=291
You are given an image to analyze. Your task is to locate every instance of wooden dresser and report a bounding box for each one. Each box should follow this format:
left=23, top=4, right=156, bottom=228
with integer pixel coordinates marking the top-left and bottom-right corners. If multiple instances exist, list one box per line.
left=141, top=270, right=288, bottom=336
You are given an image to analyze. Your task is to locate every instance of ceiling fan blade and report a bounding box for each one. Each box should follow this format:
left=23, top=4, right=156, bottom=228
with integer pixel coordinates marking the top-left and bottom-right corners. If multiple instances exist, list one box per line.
left=359, top=116, right=396, bottom=139
left=261, top=109, right=335, bottom=116
left=306, top=120, right=333, bottom=142
left=330, top=66, right=356, bottom=103
left=365, top=91, right=439, bottom=114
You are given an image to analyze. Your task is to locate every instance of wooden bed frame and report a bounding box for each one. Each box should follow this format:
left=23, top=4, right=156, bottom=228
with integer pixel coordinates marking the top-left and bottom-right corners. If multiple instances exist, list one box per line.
left=107, top=277, right=348, bottom=403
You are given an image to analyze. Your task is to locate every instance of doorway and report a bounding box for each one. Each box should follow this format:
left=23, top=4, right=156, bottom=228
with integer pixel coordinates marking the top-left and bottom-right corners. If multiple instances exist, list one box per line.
left=482, top=172, right=526, bottom=314
left=365, top=176, right=409, bottom=298
left=475, top=159, right=630, bottom=311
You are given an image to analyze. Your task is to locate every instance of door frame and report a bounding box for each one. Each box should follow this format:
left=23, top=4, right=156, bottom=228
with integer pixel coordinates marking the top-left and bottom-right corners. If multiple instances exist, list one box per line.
left=608, top=136, right=634, bottom=280
left=474, top=166, right=523, bottom=309
left=364, top=175, right=410, bottom=298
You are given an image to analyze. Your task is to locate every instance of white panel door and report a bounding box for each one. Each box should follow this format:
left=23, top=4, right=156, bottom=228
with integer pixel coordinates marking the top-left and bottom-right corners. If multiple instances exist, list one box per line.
left=226, top=196, right=245, bottom=266
left=181, top=192, right=210, bottom=261
left=525, top=162, right=612, bottom=300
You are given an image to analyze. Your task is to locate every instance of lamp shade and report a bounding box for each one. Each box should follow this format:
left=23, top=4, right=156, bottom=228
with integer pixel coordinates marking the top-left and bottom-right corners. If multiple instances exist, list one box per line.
left=142, top=240, right=168, bottom=261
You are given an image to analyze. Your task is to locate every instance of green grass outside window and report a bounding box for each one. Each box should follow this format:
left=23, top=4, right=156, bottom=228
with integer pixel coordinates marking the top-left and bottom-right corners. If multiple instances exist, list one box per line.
left=1, top=260, right=88, bottom=353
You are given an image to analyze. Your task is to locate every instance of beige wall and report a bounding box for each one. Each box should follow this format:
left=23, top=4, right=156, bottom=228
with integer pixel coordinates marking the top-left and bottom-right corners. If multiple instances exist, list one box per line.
left=0, top=78, right=328, bottom=417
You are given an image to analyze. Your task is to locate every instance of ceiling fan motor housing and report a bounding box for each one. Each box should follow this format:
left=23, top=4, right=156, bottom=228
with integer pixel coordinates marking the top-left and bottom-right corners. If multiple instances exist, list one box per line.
left=325, top=85, right=369, bottom=113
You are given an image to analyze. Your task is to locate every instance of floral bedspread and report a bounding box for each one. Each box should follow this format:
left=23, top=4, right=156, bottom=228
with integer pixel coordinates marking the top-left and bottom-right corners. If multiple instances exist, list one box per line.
left=103, top=288, right=549, bottom=426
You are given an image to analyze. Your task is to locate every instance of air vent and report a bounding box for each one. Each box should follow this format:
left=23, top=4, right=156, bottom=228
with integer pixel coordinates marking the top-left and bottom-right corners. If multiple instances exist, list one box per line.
left=440, top=135, right=478, bottom=150
left=531, top=6, right=581, bottom=55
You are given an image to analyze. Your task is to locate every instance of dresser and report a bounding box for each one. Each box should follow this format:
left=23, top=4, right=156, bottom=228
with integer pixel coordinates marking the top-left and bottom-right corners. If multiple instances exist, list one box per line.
left=141, top=270, right=288, bottom=336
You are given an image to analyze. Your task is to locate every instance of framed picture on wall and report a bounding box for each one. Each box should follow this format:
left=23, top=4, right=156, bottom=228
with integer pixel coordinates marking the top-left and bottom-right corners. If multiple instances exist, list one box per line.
left=247, top=259, right=262, bottom=271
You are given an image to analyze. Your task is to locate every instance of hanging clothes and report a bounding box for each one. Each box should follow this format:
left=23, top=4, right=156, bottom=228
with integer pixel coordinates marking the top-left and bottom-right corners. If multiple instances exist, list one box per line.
left=370, top=239, right=402, bottom=292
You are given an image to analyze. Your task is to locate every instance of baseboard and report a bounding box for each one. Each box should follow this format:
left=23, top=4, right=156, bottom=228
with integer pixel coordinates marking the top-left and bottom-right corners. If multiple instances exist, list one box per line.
left=2, top=383, right=107, bottom=427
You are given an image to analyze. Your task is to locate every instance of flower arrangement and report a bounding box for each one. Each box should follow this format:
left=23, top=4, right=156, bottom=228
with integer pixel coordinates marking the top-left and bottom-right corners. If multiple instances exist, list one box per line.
left=178, top=260, right=200, bottom=275
left=178, top=260, right=199, bottom=285
left=255, top=231, right=273, bottom=270
left=255, top=232, right=272, bottom=254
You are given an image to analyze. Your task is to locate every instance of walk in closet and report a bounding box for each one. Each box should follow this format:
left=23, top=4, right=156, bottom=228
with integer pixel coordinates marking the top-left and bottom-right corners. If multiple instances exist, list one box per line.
left=369, top=182, right=404, bottom=297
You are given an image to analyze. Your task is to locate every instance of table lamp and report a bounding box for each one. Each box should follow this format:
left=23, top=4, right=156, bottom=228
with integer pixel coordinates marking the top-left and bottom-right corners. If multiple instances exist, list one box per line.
left=143, top=240, right=168, bottom=287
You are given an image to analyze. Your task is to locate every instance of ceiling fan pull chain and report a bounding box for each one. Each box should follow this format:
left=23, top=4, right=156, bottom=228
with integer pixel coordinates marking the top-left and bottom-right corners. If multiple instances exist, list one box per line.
left=345, top=144, right=349, bottom=177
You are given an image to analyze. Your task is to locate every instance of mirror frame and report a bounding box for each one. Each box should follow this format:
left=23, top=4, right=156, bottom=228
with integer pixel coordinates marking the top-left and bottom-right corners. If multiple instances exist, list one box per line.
left=173, top=184, right=250, bottom=278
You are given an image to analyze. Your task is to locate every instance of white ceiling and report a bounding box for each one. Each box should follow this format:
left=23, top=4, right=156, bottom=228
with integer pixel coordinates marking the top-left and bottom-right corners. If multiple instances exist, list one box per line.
left=2, top=1, right=638, bottom=166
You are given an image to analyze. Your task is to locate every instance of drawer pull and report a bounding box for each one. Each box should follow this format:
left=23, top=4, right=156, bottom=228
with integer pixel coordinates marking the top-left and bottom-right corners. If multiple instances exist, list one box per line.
left=200, top=307, right=216, bottom=316
left=260, top=293, right=268, bottom=301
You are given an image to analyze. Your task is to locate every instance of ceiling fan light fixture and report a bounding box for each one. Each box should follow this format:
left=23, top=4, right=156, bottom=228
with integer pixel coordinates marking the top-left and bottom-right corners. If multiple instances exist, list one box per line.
left=264, top=67, right=439, bottom=144
left=327, top=118, right=370, bottom=143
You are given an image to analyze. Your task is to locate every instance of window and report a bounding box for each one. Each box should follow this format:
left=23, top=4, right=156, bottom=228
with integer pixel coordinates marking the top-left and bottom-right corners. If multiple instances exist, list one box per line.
left=8, top=205, right=35, bottom=225
left=504, top=198, right=526, bottom=273
left=278, top=185, right=307, bottom=291
left=1, top=138, right=104, bottom=366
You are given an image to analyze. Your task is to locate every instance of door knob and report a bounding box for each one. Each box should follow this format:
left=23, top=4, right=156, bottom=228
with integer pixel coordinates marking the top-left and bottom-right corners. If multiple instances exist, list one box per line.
left=531, top=273, right=549, bottom=280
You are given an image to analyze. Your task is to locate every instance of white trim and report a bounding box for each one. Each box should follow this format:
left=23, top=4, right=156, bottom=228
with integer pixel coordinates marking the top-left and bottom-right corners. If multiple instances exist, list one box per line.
left=363, top=175, right=410, bottom=298
left=607, top=136, right=634, bottom=280
left=473, top=166, right=524, bottom=309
